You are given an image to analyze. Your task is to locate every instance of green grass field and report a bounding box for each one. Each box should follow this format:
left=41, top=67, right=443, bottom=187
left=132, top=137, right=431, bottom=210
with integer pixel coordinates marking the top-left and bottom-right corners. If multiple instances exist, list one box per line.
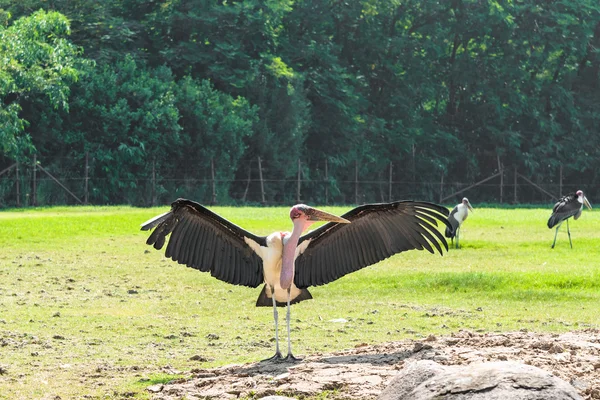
left=0, top=205, right=599, bottom=399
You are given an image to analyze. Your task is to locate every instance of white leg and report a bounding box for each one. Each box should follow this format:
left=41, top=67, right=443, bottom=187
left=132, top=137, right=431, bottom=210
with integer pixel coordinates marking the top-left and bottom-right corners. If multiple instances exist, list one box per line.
left=456, top=227, right=460, bottom=249
left=284, top=288, right=301, bottom=362
left=551, top=222, right=561, bottom=249
left=263, top=286, right=283, bottom=361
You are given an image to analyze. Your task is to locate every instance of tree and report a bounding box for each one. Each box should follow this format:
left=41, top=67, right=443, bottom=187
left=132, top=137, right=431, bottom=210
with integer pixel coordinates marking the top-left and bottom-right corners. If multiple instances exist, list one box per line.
left=0, top=9, right=83, bottom=158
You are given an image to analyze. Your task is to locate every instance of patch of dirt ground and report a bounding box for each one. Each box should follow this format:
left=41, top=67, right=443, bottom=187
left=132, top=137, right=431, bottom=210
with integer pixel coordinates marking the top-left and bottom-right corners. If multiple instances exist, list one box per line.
left=149, top=330, right=600, bottom=399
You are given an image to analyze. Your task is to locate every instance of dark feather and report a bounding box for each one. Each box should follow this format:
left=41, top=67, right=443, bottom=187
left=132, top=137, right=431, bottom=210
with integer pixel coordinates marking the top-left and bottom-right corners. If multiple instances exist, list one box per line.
left=255, top=285, right=313, bottom=307
left=141, top=198, right=267, bottom=288
left=444, top=205, right=460, bottom=238
left=294, top=201, right=450, bottom=288
left=548, top=193, right=582, bottom=228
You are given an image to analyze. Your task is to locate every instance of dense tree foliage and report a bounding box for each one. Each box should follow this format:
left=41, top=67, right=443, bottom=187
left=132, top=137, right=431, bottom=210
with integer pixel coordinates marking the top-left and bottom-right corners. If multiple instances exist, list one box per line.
left=0, top=9, right=82, bottom=158
left=1, top=0, right=599, bottom=205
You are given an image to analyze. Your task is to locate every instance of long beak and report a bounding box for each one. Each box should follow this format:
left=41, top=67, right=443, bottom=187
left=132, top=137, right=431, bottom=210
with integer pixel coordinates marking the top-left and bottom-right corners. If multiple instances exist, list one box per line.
left=307, top=208, right=350, bottom=224
left=467, top=203, right=474, bottom=213
left=584, top=197, right=592, bottom=210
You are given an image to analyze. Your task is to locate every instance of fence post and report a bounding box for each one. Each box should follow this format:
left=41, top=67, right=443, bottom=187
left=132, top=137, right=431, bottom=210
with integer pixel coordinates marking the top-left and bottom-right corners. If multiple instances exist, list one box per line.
left=559, top=164, right=563, bottom=197
left=296, top=159, right=301, bottom=203
left=84, top=152, right=89, bottom=205
left=16, top=161, right=20, bottom=207
left=211, top=158, right=216, bottom=205
left=388, top=162, right=392, bottom=202
left=32, top=154, right=37, bottom=206
left=439, top=172, right=444, bottom=203
left=258, top=156, right=265, bottom=204
left=151, top=158, right=156, bottom=206
left=513, top=167, right=517, bottom=204
left=242, top=160, right=252, bottom=202
left=412, top=143, right=416, bottom=182
left=354, top=160, right=358, bottom=205
left=325, top=159, right=329, bottom=205
left=497, top=155, right=503, bottom=204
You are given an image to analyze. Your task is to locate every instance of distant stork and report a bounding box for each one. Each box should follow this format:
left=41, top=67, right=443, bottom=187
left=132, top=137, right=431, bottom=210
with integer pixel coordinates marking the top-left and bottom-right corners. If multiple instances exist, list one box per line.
left=141, top=199, right=450, bottom=361
left=547, top=190, right=592, bottom=248
left=444, top=197, right=474, bottom=249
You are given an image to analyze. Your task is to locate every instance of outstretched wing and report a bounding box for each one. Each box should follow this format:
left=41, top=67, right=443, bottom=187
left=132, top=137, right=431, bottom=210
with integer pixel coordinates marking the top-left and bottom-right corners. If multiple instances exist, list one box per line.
left=293, top=201, right=450, bottom=288
left=548, top=193, right=579, bottom=228
left=141, top=198, right=267, bottom=288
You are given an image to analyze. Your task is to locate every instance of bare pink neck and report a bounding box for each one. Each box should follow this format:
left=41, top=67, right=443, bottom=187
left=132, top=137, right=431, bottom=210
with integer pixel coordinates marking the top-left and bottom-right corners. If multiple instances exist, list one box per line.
left=280, top=219, right=310, bottom=289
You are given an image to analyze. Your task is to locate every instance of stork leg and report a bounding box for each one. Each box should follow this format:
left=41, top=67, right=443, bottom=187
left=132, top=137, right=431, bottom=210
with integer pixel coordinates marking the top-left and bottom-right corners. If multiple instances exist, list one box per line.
left=263, top=286, right=283, bottom=361
left=567, top=219, right=573, bottom=249
left=283, top=287, right=301, bottom=362
left=455, top=228, right=460, bottom=249
left=551, top=222, right=561, bottom=249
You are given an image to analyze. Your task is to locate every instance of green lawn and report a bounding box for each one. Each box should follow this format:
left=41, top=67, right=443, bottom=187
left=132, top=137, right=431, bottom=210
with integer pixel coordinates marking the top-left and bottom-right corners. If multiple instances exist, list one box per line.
left=0, top=205, right=598, bottom=399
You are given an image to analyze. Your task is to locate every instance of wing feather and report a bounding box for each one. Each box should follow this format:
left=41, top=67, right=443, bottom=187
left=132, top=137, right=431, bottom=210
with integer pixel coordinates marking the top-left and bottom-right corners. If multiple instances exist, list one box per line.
left=178, top=216, right=196, bottom=264
left=141, top=198, right=267, bottom=288
left=548, top=193, right=581, bottom=228
left=190, top=223, right=206, bottom=270
left=212, top=241, right=224, bottom=279
left=361, top=222, right=381, bottom=265
left=165, top=216, right=184, bottom=259
left=173, top=216, right=193, bottom=262
left=294, top=201, right=449, bottom=288
left=225, top=245, right=235, bottom=284
left=154, top=230, right=167, bottom=250
left=348, top=229, right=367, bottom=267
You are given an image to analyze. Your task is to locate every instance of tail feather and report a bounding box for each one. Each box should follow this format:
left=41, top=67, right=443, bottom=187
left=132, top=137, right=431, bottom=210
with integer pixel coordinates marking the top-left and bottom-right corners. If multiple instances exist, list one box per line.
left=547, top=214, right=560, bottom=229
left=255, top=285, right=313, bottom=307
left=444, top=225, right=455, bottom=239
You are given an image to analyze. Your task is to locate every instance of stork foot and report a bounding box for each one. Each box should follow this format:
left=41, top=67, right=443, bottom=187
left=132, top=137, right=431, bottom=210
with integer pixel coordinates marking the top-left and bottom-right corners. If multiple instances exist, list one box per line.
left=283, top=353, right=302, bottom=363
left=262, top=351, right=284, bottom=362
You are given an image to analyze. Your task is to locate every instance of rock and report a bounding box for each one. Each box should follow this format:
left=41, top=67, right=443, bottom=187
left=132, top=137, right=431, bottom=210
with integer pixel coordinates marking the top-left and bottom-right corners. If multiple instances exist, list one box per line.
left=412, top=342, right=432, bottom=353
left=147, top=384, right=163, bottom=393
left=378, top=360, right=582, bottom=400
left=259, top=397, right=296, bottom=400
left=549, top=343, right=565, bottom=354
left=378, top=360, right=445, bottom=400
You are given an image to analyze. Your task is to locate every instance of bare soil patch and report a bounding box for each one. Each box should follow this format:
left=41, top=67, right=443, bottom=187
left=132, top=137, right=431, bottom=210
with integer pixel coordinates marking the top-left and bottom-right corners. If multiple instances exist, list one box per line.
left=148, top=330, right=600, bottom=399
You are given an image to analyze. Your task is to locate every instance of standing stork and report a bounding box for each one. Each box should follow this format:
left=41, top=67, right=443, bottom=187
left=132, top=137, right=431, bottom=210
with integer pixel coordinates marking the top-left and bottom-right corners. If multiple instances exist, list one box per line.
left=548, top=190, right=592, bottom=249
left=444, top=197, right=474, bottom=249
left=141, top=199, right=450, bottom=362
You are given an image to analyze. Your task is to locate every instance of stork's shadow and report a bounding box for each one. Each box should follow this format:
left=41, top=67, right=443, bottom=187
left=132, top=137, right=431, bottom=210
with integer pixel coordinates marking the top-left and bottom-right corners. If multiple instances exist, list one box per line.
left=225, top=349, right=414, bottom=377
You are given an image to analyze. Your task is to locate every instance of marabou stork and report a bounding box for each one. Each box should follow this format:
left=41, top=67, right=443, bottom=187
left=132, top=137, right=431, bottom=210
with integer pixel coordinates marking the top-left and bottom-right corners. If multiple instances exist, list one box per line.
left=444, top=197, right=474, bottom=249
left=547, top=190, right=592, bottom=249
left=141, top=198, right=450, bottom=361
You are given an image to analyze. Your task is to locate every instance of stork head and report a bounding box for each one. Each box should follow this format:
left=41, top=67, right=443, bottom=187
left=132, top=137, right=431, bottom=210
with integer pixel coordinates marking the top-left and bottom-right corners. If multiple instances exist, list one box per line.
left=290, top=204, right=350, bottom=231
left=281, top=205, right=350, bottom=290
left=462, top=197, right=474, bottom=212
left=576, top=190, right=592, bottom=210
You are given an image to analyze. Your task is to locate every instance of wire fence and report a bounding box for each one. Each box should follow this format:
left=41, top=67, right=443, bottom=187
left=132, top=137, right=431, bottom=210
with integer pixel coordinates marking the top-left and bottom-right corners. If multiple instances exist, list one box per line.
left=0, top=155, right=590, bottom=208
